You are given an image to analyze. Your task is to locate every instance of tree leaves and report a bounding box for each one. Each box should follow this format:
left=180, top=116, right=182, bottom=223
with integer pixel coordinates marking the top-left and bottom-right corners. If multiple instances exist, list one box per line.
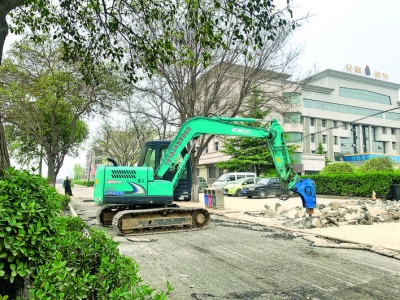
left=8, top=0, right=298, bottom=83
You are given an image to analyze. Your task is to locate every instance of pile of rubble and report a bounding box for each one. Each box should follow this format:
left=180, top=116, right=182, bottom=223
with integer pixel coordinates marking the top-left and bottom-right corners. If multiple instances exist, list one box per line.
left=260, top=198, right=400, bottom=229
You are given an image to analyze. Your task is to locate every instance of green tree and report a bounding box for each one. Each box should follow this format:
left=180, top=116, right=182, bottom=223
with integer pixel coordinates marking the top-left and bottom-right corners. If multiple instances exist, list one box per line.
left=8, top=0, right=298, bottom=82
left=73, top=164, right=84, bottom=180
left=315, top=141, right=325, bottom=154
left=0, top=0, right=299, bottom=175
left=0, top=36, right=126, bottom=183
left=315, top=141, right=331, bottom=165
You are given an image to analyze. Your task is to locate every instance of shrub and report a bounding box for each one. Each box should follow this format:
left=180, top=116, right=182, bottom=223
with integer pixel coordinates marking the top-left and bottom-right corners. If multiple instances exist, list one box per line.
left=30, top=217, right=172, bottom=299
left=307, top=171, right=400, bottom=197
left=0, top=168, right=63, bottom=286
left=60, top=194, right=71, bottom=210
left=0, top=169, right=171, bottom=298
left=73, top=180, right=95, bottom=187
left=320, top=162, right=356, bottom=174
left=359, top=157, right=394, bottom=173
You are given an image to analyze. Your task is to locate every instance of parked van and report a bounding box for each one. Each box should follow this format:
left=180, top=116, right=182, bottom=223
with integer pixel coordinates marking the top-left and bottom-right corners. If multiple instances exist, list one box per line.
left=212, top=172, right=256, bottom=189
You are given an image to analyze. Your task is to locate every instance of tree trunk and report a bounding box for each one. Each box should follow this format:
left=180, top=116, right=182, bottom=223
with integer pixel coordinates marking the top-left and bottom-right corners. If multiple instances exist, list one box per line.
left=0, top=115, right=10, bottom=174
left=46, top=156, right=57, bottom=186
left=191, top=154, right=199, bottom=203
left=0, top=0, right=25, bottom=175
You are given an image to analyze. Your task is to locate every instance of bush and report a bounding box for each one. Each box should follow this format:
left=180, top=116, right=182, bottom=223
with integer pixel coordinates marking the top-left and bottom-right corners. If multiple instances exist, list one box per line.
left=320, top=162, right=356, bottom=174
left=60, top=194, right=71, bottom=210
left=306, top=171, right=400, bottom=197
left=0, top=167, right=63, bottom=286
left=30, top=217, right=172, bottom=299
left=73, top=180, right=95, bottom=187
left=0, top=168, right=171, bottom=298
left=359, top=157, right=394, bottom=172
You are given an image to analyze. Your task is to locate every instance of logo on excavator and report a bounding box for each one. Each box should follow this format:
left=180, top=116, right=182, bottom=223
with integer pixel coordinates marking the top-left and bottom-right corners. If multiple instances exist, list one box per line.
left=232, top=128, right=251, bottom=134
left=165, top=127, right=192, bottom=165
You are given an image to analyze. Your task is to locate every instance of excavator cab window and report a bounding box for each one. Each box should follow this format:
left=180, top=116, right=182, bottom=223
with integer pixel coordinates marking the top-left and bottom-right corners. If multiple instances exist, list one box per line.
left=143, top=144, right=157, bottom=169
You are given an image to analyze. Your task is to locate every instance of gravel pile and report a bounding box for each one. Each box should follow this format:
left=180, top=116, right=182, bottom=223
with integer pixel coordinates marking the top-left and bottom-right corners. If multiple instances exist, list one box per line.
left=260, top=199, right=400, bottom=229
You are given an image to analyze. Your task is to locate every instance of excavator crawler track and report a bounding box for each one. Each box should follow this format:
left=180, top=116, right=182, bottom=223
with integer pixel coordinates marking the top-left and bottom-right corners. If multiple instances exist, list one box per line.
left=97, top=204, right=181, bottom=226
left=111, top=206, right=211, bottom=236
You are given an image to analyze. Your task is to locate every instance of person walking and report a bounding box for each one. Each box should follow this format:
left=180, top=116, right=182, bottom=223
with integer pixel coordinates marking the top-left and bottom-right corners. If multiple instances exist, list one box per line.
left=63, top=176, right=73, bottom=196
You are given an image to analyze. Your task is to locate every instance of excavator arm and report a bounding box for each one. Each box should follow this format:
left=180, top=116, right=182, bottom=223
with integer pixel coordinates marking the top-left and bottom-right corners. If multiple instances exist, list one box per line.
left=155, top=116, right=316, bottom=212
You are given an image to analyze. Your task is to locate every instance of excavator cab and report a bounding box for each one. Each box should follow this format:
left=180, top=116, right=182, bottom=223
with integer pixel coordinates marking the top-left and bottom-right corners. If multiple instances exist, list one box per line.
left=137, top=140, right=193, bottom=201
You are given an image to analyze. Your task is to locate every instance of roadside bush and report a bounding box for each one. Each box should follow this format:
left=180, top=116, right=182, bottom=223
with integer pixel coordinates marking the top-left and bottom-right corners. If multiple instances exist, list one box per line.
left=0, top=168, right=171, bottom=299
left=60, top=194, right=71, bottom=210
left=359, top=157, right=394, bottom=173
left=0, top=168, right=63, bottom=285
left=73, top=179, right=95, bottom=187
left=30, top=217, right=172, bottom=299
left=307, top=171, right=400, bottom=197
left=320, top=162, right=356, bottom=174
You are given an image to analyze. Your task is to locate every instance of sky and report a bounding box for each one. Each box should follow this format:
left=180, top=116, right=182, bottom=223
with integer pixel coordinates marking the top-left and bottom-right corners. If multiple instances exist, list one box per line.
left=284, top=0, right=400, bottom=83
left=4, top=0, right=400, bottom=178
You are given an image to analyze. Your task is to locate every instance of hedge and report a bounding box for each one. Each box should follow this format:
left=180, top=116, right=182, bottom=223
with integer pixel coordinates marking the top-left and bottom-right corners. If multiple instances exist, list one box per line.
left=73, top=180, right=95, bottom=187
left=305, top=171, right=400, bottom=198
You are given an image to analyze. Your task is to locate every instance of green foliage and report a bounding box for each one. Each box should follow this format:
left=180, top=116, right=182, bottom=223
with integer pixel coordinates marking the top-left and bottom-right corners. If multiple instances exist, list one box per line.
left=74, top=180, right=94, bottom=187
left=73, top=164, right=84, bottom=180
left=216, top=91, right=298, bottom=176
left=315, top=141, right=325, bottom=154
left=30, top=217, right=172, bottom=299
left=0, top=167, right=63, bottom=284
left=320, top=162, right=356, bottom=174
left=359, top=157, right=394, bottom=173
left=0, top=169, right=171, bottom=297
left=60, top=194, right=71, bottom=211
left=0, top=36, right=95, bottom=182
left=9, top=0, right=298, bottom=83
left=307, top=172, right=400, bottom=197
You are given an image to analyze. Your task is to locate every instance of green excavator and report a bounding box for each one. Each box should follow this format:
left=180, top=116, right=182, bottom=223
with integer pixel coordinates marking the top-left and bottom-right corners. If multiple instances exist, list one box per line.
left=93, top=116, right=317, bottom=235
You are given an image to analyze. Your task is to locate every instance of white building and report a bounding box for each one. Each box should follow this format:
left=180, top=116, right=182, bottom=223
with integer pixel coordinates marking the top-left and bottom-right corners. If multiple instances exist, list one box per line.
left=198, top=68, right=400, bottom=183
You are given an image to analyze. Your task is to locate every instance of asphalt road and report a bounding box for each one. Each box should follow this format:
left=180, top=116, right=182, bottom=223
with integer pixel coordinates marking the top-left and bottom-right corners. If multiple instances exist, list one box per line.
left=71, top=197, right=400, bottom=300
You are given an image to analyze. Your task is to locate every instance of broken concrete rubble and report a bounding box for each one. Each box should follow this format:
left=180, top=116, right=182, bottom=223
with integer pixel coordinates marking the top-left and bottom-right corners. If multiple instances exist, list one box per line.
left=248, top=198, right=400, bottom=230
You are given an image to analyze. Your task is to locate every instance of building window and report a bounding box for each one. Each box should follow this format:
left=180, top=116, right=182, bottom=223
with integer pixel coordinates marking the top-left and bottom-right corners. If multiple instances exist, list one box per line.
left=284, top=92, right=301, bottom=104
left=304, top=99, right=399, bottom=121
left=214, top=142, right=219, bottom=151
left=382, top=127, right=387, bottom=134
left=339, top=87, right=391, bottom=105
left=311, top=134, right=315, bottom=143
left=286, top=133, right=302, bottom=143
left=209, top=166, right=216, bottom=178
left=333, top=121, right=337, bottom=128
left=334, top=136, right=338, bottom=145
left=322, top=135, right=327, bottom=144
left=393, top=142, right=396, bottom=150
left=310, top=118, right=315, bottom=126
left=205, top=146, right=208, bottom=154
left=321, top=120, right=326, bottom=127
left=392, top=128, right=396, bottom=135
left=283, top=112, right=301, bottom=124
left=343, top=122, right=348, bottom=130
